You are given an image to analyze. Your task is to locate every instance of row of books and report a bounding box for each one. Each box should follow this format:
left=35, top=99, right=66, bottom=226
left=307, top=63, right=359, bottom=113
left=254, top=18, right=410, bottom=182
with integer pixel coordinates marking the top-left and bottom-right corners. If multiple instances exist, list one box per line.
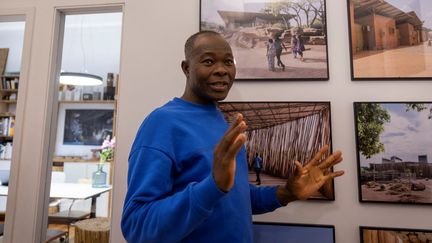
left=0, top=77, right=19, bottom=90
left=0, top=117, right=15, bottom=137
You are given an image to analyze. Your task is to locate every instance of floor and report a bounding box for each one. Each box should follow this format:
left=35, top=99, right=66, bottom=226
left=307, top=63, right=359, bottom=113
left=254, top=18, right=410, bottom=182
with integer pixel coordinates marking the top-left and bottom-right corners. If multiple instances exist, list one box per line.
left=353, top=42, right=432, bottom=78
left=0, top=224, right=74, bottom=243
left=48, top=224, right=75, bottom=243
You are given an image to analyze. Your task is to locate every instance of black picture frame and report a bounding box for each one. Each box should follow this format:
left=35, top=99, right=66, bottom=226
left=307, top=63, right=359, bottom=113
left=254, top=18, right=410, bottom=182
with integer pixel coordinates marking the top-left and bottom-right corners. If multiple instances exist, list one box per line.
left=360, top=226, right=432, bottom=243
left=63, top=109, right=113, bottom=146
left=253, top=222, right=335, bottom=243
left=347, top=0, right=432, bottom=80
left=354, top=102, right=432, bottom=204
left=219, top=101, right=335, bottom=200
left=200, top=0, right=330, bottom=81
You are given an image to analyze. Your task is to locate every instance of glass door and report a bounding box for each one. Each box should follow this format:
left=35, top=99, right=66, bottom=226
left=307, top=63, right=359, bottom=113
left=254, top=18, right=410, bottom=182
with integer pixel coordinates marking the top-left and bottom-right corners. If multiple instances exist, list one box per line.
left=0, top=15, right=26, bottom=235
left=46, top=9, right=123, bottom=243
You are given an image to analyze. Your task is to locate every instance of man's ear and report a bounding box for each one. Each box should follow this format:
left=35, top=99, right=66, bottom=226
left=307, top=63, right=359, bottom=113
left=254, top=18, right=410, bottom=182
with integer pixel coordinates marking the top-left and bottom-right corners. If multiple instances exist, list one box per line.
left=181, top=60, right=189, bottom=78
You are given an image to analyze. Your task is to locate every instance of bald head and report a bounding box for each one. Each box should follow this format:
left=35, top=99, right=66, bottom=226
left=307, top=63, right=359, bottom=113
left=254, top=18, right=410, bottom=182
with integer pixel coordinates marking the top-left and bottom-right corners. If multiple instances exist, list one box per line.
left=184, top=31, right=226, bottom=61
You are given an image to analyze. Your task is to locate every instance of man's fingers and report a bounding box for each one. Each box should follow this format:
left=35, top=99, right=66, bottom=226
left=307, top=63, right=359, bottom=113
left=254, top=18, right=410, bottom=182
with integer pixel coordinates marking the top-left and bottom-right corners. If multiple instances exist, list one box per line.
left=225, top=133, right=247, bottom=160
left=293, top=161, right=304, bottom=178
left=324, top=170, right=345, bottom=181
left=308, top=145, right=329, bottom=166
left=216, top=113, right=247, bottom=153
left=318, top=150, right=343, bottom=170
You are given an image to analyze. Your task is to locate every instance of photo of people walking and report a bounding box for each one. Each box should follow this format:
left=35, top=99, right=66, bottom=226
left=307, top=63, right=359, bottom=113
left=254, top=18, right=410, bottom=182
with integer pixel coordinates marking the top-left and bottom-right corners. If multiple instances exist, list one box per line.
left=201, top=0, right=329, bottom=80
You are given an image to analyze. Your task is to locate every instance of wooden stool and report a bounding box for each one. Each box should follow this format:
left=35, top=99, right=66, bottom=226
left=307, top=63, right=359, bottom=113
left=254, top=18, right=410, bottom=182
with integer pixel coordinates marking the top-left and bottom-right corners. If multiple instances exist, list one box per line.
left=75, top=217, right=110, bottom=243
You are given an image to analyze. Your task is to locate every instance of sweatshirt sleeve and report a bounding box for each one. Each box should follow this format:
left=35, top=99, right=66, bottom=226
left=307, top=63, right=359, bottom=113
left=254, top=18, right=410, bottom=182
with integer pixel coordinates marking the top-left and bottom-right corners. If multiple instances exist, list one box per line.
left=249, top=184, right=282, bottom=214
left=121, top=146, right=226, bottom=242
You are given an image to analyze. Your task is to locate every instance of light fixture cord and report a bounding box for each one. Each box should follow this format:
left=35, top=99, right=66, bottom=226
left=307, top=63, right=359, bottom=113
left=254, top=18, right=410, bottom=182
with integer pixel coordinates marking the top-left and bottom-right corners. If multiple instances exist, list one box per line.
left=80, top=15, right=87, bottom=73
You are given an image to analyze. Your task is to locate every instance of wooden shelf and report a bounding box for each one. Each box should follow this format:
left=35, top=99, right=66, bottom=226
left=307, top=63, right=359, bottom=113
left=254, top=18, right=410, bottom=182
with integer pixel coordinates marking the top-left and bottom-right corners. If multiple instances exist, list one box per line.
left=52, top=156, right=113, bottom=163
left=58, top=100, right=115, bottom=104
left=0, top=89, right=18, bottom=93
left=0, top=100, right=17, bottom=104
left=53, top=157, right=99, bottom=163
left=0, top=74, right=19, bottom=78
left=0, top=135, right=13, bottom=140
left=0, top=113, right=15, bottom=117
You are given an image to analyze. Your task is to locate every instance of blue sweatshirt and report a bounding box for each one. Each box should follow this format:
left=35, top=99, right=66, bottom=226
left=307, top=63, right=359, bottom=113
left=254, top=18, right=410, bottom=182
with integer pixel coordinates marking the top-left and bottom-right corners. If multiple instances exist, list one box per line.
left=121, top=98, right=281, bottom=242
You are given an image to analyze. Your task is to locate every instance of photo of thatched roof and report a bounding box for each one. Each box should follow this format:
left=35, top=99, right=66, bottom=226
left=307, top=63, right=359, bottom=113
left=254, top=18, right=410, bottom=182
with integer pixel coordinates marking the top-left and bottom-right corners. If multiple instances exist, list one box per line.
left=219, top=101, right=333, bottom=199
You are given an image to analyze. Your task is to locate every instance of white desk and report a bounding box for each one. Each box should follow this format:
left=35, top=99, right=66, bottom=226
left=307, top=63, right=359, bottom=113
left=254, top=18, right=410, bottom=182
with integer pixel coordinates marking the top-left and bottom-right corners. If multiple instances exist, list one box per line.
left=0, top=183, right=111, bottom=218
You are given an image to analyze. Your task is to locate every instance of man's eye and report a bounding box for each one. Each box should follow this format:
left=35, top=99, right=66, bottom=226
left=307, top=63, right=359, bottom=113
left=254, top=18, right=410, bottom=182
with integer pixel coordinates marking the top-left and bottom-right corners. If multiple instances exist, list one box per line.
left=225, top=59, right=234, bottom=65
left=203, top=59, right=214, bottom=65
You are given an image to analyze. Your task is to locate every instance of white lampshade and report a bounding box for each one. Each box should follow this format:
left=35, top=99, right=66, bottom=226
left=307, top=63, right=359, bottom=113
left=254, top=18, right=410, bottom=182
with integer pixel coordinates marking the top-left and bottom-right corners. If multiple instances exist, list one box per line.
left=60, top=72, right=103, bottom=86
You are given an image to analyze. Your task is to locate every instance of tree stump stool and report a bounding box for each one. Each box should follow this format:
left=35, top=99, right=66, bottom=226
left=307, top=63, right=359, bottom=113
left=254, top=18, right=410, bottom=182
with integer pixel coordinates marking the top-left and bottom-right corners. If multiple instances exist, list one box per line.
left=75, top=217, right=110, bottom=243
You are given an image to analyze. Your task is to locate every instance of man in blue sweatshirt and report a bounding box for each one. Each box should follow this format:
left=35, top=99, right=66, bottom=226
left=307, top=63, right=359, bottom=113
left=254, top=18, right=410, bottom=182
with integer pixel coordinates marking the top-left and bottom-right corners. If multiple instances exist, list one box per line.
left=121, top=31, right=344, bottom=242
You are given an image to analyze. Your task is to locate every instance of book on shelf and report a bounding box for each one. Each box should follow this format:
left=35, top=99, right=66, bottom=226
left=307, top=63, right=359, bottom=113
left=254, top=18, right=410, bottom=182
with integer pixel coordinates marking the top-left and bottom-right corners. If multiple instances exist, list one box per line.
left=0, top=73, right=19, bottom=90
left=0, top=116, right=15, bottom=137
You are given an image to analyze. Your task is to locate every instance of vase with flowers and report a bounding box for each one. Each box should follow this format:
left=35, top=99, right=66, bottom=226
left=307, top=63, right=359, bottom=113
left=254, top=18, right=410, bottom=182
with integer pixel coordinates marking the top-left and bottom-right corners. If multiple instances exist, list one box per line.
left=92, top=136, right=115, bottom=188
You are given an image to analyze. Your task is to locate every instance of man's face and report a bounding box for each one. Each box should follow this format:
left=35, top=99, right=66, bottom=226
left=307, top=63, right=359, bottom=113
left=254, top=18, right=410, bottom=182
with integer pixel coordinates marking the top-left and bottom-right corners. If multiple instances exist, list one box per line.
left=181, top=34, right=236, bottom=105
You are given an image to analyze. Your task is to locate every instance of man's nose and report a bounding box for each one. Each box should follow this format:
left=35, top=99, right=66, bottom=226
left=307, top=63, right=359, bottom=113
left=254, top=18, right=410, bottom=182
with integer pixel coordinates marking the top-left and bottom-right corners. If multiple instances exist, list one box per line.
left=213, top=62, right=228, bottom=76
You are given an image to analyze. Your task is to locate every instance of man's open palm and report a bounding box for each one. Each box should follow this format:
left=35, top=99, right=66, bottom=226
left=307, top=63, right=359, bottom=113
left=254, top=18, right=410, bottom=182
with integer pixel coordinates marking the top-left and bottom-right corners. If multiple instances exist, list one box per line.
left=285, top=145, right=344, bottom=200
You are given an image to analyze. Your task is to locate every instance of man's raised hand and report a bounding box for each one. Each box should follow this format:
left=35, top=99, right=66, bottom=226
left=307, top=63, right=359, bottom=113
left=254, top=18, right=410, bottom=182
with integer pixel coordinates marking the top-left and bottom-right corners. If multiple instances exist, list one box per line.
left=277, top=145, right=344, bottom=204
left=213, top=113, right=247, bottom=192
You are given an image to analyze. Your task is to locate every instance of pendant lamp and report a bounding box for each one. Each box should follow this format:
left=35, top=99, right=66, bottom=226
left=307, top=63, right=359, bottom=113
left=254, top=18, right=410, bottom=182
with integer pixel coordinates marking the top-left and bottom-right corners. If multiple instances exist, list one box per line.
left=60, top=72, right=103, bottom=86
left=59, top=15, right=103, bottom=86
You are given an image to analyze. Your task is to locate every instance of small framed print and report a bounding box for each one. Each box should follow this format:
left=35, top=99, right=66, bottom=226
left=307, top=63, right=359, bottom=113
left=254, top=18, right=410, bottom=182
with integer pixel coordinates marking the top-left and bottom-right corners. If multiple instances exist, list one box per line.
left=360, top=226, right=432, bottom=243
left=354, top=102, right=432, bottom=204
left=200, top=0, right=330, bottom=81
left=347, top=0, right=432, bottom=80
left=219, top=101, right=335, bottom=200
left=253, top=222, right=335, bottom=243
left=54, top=102, right=114, bottom=158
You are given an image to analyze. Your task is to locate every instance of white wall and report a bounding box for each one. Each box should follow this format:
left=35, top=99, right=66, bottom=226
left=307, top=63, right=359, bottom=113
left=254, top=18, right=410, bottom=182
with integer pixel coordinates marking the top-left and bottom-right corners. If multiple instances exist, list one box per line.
left=1, top=0, right=432, bottom=242
left=0, top=21, right=25, bottom=73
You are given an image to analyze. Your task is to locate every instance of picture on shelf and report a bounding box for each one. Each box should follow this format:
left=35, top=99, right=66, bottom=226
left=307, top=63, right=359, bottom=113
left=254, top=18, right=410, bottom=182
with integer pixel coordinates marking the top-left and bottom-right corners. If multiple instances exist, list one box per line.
left=253, top=222, right=335, bottom=243
left=63, top=109, right=113, bottom=146
left=219, top=101, right=334, bottom=200
left=0, top=48, right=8, bottom=75
left=200, top=0, right=329, bottom=80
left=360, top=226, right=432, bottom=243
left=354, top=102, right=432, bottom=204
left=347, top=0, right=432, bottom=80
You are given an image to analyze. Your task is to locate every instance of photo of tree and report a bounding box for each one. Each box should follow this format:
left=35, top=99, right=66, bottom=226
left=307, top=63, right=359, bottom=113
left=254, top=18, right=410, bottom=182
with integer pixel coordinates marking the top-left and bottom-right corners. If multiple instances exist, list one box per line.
left=201, top=0, right=329, bottom=80
left=354, top=102, right=432, bottom=204
left=219, top=101, right=334, bottom=200
left=348, top=0, right=432, bottom=79
left=361, top=226, right=432, bottom=243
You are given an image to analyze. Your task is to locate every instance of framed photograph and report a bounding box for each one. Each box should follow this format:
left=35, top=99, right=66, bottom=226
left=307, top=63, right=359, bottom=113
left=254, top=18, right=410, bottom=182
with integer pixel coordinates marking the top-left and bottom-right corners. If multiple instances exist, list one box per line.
left=347, top=0, right=432, bottom=80
left=360, top=226, right=432, bottom=243
left=63, top=109, right=113, bottom=146
left=253, top=222, right=335, bottom=243
left=54, top=102, right=114, bottom=158
left=219, top=101, right=334, bottom=200
left=354, top=102, right=432, bottom=204
left=200, top=0, right=329, bottom=81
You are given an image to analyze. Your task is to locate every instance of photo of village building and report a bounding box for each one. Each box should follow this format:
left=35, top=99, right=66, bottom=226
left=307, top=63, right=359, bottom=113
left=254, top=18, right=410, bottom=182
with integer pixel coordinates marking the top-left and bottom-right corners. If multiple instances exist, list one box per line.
left=201, top=0, right=329, bottom=80
left=361, top=227, right=432, bottom=243
left=355, top=102, right=432, bottom=204
left=349, top=0, right=432, bottom=79
left=218, top=102, right=334, bottom=199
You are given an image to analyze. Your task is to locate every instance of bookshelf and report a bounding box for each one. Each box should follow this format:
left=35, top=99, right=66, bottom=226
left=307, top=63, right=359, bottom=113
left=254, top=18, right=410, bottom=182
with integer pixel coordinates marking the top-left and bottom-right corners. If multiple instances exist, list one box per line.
left=59, top=100, right=115, bottom=104
left=54, top=73, right=118, bottom=169
left=0, top=74, right=18, bottom=160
